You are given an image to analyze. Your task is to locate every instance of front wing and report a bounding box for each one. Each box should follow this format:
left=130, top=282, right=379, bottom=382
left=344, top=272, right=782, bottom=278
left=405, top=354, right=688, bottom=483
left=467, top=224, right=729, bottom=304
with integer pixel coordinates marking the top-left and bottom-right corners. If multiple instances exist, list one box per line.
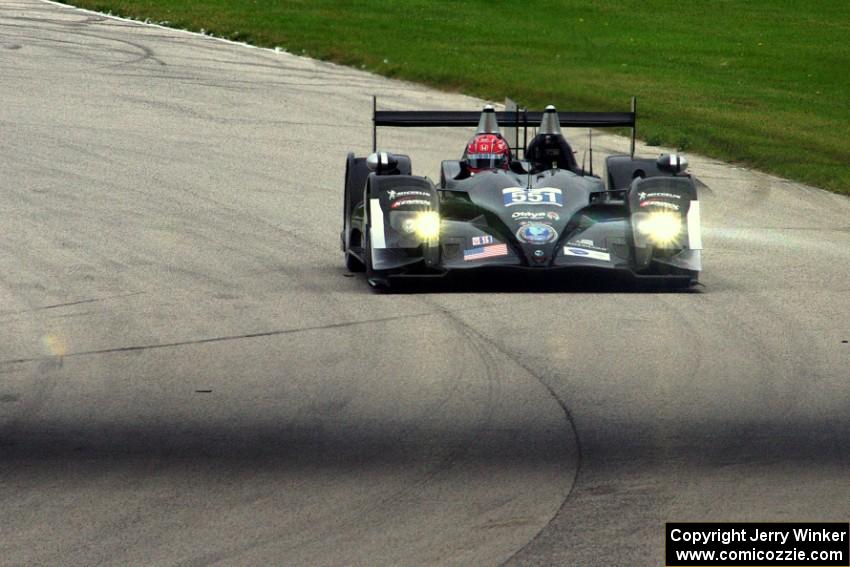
left=365, top=175, right=701, bottom=284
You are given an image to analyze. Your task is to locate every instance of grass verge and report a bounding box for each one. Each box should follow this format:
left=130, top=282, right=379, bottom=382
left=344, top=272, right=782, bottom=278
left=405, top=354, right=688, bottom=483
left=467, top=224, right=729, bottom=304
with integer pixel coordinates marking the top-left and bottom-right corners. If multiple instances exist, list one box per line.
left=64, top=0, right=849, bottom=194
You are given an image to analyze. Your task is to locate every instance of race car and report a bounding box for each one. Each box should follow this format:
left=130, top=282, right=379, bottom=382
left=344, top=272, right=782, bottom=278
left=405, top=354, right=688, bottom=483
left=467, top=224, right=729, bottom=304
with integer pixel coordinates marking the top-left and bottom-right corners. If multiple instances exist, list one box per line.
left=341, top=99, right=702, bottom=290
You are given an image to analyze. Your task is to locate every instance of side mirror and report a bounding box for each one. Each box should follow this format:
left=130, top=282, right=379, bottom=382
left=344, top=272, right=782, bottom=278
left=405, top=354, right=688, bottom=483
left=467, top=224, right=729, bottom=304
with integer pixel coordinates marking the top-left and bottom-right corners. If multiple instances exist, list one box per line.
left=366, top=151, right=399, bottom=173
left=657, top=153, right=688, bottom=174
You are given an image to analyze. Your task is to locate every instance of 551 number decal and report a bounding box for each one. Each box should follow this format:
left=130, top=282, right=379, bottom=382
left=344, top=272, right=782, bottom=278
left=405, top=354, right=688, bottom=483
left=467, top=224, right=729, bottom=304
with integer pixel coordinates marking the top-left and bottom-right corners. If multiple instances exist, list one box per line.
left=502, top=187, right=563, bottom=207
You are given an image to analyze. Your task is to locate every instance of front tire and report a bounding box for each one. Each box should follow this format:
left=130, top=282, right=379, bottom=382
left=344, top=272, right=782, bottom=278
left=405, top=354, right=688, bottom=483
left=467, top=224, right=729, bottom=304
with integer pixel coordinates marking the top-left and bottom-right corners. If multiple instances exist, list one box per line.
left=345, top=248, right=365, bottom=273
left=342, top=153, right=369, bottom=273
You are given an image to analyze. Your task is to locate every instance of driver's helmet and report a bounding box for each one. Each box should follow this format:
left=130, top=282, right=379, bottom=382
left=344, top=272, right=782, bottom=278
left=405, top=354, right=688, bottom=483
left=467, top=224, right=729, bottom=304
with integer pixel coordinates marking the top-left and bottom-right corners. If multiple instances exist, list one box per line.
left=463, top=133, right=511, bottom=173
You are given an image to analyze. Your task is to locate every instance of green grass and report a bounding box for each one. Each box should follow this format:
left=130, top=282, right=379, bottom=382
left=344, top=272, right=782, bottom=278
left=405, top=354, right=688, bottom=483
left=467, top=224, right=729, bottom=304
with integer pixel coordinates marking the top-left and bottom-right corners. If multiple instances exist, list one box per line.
left=67, top=0, right=850, bottom=194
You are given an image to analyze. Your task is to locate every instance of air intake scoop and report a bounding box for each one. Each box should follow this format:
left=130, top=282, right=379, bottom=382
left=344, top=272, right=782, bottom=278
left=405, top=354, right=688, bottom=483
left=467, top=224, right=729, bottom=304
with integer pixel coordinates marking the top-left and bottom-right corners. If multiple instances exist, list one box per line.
left=539, top=105, right=562, bottom=135
left=474, top=105, right=501, bottom=134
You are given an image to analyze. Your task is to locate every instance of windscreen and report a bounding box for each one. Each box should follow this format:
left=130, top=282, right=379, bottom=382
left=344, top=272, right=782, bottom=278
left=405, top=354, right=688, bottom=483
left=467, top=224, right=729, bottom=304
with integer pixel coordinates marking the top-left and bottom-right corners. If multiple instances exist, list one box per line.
left=467, top=153, right=508, bottom=170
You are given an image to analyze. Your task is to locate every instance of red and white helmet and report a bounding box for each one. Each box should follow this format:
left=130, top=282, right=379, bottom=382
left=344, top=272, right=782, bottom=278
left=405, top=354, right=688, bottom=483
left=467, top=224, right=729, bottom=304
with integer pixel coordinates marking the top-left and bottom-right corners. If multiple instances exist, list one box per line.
left=463, top=133, right=511, bottom=173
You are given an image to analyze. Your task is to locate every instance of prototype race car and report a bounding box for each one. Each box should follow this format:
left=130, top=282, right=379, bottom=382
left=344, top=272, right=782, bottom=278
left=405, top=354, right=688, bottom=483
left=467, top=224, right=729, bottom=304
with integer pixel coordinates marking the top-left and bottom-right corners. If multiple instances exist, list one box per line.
left=342, top=99, right=702, bottom=290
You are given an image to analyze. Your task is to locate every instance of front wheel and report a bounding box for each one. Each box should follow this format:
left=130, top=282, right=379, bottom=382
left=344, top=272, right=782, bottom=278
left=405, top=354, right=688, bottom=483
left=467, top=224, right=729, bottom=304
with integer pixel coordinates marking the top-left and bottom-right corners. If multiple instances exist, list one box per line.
left=345, top=249, right=365, bottom=273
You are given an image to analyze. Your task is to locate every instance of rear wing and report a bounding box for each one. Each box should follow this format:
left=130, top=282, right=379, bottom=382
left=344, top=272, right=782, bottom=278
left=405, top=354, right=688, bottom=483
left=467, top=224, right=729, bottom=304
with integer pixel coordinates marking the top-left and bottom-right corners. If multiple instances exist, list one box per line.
left=371, top=96, right=638, bottom=158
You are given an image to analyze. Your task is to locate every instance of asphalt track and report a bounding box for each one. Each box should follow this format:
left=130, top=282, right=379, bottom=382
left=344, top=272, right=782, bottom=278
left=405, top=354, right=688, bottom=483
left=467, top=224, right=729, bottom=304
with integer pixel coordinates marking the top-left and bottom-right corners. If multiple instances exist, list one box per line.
left=0, top=2, right=848, bottom=565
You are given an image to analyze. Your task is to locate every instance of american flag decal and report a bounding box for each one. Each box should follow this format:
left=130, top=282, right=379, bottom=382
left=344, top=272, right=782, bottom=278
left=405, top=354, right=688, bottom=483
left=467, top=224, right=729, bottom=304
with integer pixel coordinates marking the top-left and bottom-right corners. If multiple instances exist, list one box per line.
left=463, top=243, right=508, bottom=261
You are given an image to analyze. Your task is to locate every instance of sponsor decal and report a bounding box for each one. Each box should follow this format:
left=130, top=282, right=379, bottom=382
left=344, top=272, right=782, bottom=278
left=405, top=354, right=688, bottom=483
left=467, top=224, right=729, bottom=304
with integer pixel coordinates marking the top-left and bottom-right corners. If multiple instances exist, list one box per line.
left=638, top=191, right=682, bottom=200
left=566, top=239, right=608, bottom=252
left=517, top=223, right=557, bottom=244
left=390, top=198, right=431, bottom=209
left=471, top=234, right=494, bottom=246
left=512, top=211, right=547, bottom=221
left=546, top=211, right=560, bottom=221
left=388, top=190, right=431, bottom=200
left=502, top=187, right=563, bottom=207
left=563, top=247, right=611, bottom=262
left=463, top=243, right=509, bottom=261
left=639, top=200, right=680, bottom=211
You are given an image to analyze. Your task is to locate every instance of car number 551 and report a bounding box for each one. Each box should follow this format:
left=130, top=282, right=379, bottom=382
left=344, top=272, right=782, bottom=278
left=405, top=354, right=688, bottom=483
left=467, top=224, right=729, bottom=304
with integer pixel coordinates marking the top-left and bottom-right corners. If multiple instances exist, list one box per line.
left=502, top=187, right=563, bottom=207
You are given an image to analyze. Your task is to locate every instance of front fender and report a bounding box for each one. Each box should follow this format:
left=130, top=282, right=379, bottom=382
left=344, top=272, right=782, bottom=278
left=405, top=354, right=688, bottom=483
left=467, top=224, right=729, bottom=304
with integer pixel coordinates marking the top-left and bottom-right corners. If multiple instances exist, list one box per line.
left=367, top=175, right=439, bottom=271
left=628, top=176, right=702, bottom=273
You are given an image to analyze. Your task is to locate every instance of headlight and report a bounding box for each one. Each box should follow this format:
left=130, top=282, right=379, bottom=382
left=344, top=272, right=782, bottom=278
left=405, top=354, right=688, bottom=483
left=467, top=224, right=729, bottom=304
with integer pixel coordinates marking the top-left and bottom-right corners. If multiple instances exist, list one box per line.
left=410, top=211, right=440, bottom=240
left=401, top=218, right=417, bottom=234
left=636, top=212, right=682, bottom=246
